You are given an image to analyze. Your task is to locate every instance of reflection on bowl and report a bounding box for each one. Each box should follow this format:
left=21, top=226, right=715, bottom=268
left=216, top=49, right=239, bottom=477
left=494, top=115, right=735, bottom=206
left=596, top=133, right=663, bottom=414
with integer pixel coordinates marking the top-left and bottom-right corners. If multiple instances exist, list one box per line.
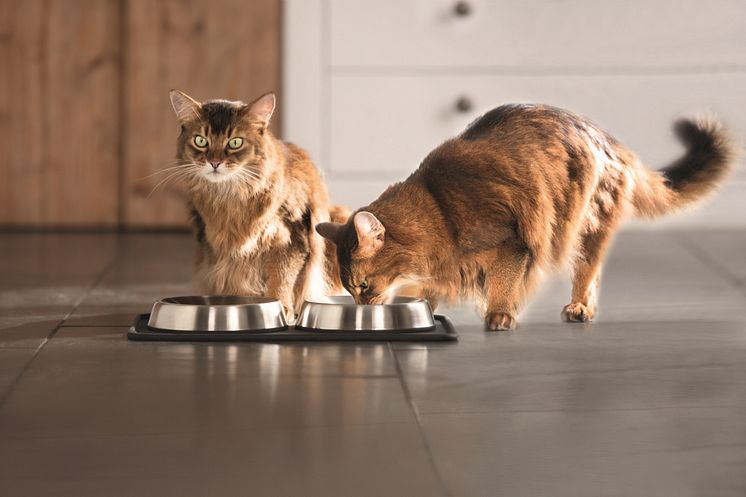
left=148, top=296, right=287, bottom=332
left=296, top=296, right=435, bottom=331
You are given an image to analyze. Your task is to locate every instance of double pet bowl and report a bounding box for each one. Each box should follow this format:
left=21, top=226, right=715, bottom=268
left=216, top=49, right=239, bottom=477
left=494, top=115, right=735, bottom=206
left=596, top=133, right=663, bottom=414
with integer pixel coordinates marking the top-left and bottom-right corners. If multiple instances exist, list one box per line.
left=128, top=296, right=457, bottom=342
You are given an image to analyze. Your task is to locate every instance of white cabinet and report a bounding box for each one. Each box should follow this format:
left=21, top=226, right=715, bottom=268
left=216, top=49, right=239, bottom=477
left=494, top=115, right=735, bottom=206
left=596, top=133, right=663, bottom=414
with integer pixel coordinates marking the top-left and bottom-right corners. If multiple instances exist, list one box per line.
left=284, top=0, right=746, bottom=227
left=330, top=0, right=746, bottom=69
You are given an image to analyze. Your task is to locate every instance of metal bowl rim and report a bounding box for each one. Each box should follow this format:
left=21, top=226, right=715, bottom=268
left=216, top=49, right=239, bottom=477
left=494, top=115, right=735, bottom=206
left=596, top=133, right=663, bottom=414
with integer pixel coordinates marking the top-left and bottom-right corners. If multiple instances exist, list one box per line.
left=148, top=295, right=287, bottom=332
left=301, top=296, right=428, bottom=308
left=156, top=295, right=281, bottom=308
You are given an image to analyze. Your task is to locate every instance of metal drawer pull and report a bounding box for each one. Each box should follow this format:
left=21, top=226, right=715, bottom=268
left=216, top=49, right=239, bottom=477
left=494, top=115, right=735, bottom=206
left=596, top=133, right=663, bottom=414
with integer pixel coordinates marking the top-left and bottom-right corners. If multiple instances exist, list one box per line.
left=455, top=96, right=473, bottom=113
left=453, top=1, right=472, bottom=17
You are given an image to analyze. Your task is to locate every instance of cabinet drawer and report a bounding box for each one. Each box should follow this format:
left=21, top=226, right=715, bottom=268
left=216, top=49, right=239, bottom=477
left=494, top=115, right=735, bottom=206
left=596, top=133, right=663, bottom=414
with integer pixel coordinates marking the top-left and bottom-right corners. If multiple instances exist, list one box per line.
left=329, top=0, right=746, bottom=69
left=328, top=73, right=746, bottom=177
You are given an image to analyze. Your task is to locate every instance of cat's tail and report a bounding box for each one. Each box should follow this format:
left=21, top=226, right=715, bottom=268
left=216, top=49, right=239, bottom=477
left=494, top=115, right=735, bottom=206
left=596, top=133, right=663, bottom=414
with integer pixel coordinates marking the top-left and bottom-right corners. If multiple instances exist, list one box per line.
left=631, top=115, right=740, bottom=218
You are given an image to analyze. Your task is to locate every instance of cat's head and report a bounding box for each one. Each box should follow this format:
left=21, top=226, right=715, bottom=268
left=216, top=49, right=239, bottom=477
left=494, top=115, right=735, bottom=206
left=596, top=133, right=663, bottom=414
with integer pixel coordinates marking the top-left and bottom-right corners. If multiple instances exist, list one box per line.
left=168, top=90, right=276, bottom=185
left=316, top=211, right=421, bottom=304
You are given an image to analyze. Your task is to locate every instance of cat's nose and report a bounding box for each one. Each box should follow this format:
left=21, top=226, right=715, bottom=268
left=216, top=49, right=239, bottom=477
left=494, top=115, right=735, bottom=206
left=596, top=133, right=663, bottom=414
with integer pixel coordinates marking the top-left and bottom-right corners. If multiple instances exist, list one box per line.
left=209, top=161, right=221, bottom=170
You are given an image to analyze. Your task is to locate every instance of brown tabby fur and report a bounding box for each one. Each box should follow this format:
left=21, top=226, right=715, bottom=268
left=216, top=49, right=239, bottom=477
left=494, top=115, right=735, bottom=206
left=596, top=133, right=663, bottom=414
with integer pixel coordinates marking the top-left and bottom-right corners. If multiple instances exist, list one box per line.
left=168, top=90, right=347, bottom=318
left=317, top=104, right=739, bottom=330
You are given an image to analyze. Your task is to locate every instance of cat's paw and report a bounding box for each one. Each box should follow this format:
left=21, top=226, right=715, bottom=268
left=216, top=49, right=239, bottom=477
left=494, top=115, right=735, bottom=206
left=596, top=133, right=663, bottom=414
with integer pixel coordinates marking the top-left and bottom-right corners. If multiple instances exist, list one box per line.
left=485, top=312, right=517, bottom=331
left=561, top=303, right=595, bottom=323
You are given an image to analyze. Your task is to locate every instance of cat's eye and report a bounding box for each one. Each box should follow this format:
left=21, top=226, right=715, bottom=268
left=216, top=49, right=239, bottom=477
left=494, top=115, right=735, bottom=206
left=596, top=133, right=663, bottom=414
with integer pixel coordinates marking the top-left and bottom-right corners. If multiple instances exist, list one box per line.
left=359, top=280, right=369, bottom=289
left=193, top=135, right=208, bottom=148
left=228, top=137, right=244, bottom=150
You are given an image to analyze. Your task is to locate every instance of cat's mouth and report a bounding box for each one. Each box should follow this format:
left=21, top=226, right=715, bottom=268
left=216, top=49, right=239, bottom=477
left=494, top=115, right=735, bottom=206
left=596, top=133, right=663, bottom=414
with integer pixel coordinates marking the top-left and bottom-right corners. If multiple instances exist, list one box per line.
left=202, top=170, right=232, bottom=183
left=200, top=165, right=235, bottom=183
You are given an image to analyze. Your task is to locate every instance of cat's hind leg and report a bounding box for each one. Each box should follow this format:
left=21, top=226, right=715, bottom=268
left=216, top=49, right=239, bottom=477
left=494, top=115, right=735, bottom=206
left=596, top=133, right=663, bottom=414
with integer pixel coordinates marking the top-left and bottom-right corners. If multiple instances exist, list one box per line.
left=562, top=226, right=617, bottom=323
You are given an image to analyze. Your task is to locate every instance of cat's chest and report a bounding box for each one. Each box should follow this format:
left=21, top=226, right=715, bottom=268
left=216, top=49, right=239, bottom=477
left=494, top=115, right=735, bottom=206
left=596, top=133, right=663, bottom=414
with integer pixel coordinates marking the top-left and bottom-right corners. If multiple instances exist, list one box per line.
left=206, top=217, right=291, bottom=259
left=195, top=192, right=293, bottom=258
left=235, top=221, right=291, bottom=257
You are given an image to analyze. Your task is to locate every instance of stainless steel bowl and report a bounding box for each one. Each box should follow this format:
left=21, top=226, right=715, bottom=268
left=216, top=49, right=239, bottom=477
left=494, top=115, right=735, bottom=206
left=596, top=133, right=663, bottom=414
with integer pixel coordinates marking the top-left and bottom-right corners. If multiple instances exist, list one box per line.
left=148, top=296, right=287, bottom=332
left=296, top=296, right=435, bottom=331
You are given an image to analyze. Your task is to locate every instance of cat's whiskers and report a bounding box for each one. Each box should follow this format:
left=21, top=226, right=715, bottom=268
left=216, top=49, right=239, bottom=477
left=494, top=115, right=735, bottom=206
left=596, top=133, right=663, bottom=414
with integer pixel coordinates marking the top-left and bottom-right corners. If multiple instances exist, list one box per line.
left=147, top=167, right=198, bottom=198
left=147, top=174, right=184, bottom=199
left=142, top=161, right=198, bottom=180
left=238, top=167, right=263, bottom=181
left=233, top=168, right=268, bottom=193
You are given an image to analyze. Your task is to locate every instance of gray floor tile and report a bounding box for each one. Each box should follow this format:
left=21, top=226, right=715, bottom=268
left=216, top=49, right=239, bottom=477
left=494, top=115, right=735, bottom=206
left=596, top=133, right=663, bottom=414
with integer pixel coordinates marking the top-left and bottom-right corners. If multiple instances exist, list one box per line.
left=0, top=349, right=37, bottom=398
left=0, top=327, right=403, bottom=439
left=1, top=230, right=744, bottom=496
left=0, top=321, right=56, bottom=349
left=395, top=319, right=746, bottom=414
left=421, top=408, right=746, bottom=497
left=0, top=234, right=117, bottom=328
left=677, top=229, right=746, bottom=289
left=65, top=234, right=195, bottom=326
left=0, top=234, right=117, bottom=289
left=0, top=422, right=446, bottom=497
left=61, top=306, right=147, bottom=327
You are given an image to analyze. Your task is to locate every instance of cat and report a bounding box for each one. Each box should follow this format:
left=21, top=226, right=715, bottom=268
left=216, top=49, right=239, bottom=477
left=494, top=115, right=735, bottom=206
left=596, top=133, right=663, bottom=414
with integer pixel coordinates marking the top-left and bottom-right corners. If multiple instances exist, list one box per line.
left=168, top=90, right=347, bottom=318
left=316, top=104, right=738, bottom=330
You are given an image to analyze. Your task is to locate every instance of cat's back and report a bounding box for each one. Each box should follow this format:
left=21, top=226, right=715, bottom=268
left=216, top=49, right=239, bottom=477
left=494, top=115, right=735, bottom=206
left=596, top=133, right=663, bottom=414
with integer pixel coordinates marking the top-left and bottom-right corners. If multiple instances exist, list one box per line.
left=416, top=102, right=613, bottom=186
left=460, top=103, right=591, bottom=142
left=409, top=103, right=610, bottom=249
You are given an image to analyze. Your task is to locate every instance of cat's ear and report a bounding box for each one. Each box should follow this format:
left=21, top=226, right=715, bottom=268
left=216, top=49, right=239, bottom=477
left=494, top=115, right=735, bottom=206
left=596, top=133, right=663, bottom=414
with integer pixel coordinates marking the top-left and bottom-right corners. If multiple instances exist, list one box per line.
left=169, top=90, right=201, bottom=124
left=247, top=92, right=276, bottom=127
left=316, top=222, right=345, bottom=245
left=353, top=211, right=385, bottom=257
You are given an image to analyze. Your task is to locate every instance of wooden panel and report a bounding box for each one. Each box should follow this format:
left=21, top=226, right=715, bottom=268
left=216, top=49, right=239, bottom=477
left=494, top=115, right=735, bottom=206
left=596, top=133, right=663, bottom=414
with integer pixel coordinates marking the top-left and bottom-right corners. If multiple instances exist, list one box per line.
left=124, top=0, right=281, bottom=227
left=0, top=0, right=120, bottom=226
left=43, top=0, right=121, bottom=226
left=0, top=0, right=45, bottom=224
left=330, top=0, right=746, bottom=69
left=329, top=73, right=746, bottom=177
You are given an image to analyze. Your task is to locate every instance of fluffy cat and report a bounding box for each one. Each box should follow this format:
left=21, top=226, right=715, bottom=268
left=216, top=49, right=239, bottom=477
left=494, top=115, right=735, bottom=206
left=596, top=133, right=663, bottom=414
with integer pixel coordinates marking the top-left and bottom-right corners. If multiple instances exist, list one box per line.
left=168, top=90, right=347, bottom=317
left=317, top=104, right=738, bottom=330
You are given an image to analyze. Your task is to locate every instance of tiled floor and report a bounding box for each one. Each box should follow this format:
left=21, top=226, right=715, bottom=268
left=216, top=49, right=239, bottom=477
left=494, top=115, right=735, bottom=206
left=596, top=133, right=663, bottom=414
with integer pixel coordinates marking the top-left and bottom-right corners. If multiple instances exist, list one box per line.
left=1, top=230, right=745, bottom=497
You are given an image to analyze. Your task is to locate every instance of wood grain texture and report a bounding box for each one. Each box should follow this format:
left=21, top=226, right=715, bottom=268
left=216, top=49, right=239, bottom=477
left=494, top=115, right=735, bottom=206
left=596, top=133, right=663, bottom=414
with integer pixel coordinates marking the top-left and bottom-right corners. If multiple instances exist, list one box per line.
left=0, top=0, right=45, bottom=224
left=0, top=0, right=120, bottom=227
left=124, top=0, right=281, bottom=228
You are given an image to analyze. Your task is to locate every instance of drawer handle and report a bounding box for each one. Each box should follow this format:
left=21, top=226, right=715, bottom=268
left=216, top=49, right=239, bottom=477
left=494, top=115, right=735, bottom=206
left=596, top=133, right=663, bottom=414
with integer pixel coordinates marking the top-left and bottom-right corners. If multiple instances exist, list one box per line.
left=453, top=1, right=472, bottom=17
left=455, top=96, right=473, bottom=113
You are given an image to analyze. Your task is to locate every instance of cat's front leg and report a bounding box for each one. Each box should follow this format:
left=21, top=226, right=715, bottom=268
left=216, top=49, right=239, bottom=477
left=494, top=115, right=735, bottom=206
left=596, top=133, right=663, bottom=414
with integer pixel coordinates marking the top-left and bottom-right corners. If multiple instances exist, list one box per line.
left=415, top=286, right=441, bottom=312
left=395, top=283, right=441, bottom=311
left=265, top=274, right=295, bottom=321
left=482, top=241, right=534, bottom=331
left=264, top=255, right=305, bottom=322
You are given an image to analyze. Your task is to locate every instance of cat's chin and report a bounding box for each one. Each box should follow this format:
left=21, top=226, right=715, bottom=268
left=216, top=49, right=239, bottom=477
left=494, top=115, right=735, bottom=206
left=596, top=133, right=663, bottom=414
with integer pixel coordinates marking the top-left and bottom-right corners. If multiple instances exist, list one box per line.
left=201, top=171, right=236, bottom=184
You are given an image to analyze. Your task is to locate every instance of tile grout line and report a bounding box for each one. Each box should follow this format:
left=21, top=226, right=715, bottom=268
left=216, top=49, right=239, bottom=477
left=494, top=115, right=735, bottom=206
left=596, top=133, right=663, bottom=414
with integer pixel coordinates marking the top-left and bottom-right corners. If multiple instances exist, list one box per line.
left=0, top=250, right=121, bottom=411
left=673, top=233, right=745, bottom=294
left=388, top=343, right=454, bottom=497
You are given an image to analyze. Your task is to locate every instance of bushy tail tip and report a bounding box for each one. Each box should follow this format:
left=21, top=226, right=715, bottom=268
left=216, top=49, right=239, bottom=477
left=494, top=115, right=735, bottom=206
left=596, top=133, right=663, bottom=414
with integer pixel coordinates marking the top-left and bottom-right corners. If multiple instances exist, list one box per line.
left=633, top=115, right=740, bottom=218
